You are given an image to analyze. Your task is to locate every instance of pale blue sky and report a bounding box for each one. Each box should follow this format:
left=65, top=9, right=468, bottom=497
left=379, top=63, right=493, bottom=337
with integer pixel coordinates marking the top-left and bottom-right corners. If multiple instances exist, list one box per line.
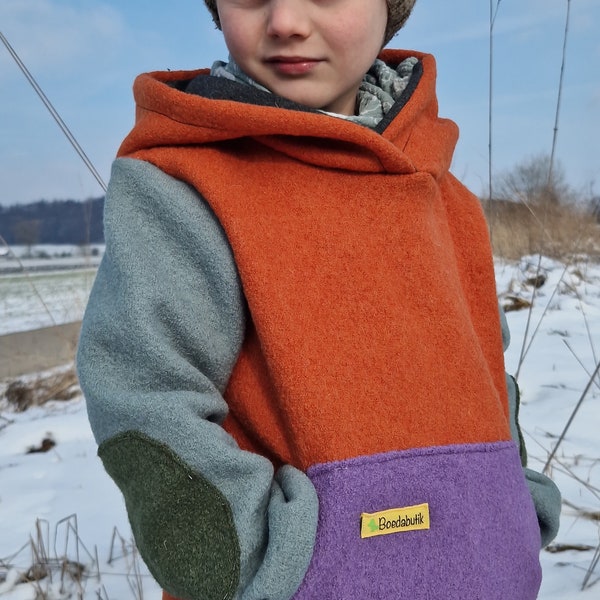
left=0, top=0, right=598, bottom=206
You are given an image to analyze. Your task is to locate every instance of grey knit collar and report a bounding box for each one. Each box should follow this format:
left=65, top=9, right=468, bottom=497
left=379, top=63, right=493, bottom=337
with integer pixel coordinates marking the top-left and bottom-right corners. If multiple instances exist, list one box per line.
left=210, top=56, right=418, bottom=129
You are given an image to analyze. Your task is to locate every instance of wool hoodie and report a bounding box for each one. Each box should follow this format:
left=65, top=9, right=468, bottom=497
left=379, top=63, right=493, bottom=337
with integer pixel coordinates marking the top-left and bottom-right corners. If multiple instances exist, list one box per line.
left=77, top=49, right=560, bottom=600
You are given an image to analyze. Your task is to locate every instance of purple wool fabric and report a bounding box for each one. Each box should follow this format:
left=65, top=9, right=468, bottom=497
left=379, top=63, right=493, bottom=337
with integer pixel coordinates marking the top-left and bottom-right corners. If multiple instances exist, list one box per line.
left=292, top=442, right=541, bottom=600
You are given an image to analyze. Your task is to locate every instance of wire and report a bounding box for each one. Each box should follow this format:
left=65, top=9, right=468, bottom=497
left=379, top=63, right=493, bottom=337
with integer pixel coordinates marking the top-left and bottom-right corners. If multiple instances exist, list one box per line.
left=0, top=30, right=107, bottom=193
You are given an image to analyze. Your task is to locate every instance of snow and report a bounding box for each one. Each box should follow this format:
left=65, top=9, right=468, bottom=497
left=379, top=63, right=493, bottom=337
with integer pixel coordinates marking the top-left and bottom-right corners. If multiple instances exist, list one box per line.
left=0, top=394, right=161, bottom=599
left=0, top=246, right=104, bottom=273
left=497, top=256, right=600, bottom=598
left=0, top=245, right=104, bottom=335
left=0, top=270, right=96, bottom=335
left=0, top=255, right=599, bottom=598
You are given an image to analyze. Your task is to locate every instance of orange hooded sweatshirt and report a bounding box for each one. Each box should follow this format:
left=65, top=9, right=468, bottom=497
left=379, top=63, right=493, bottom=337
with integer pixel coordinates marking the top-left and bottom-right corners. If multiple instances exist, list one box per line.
left=120, top=50, right=511, bottom=464
left=78, top=50, right=557, bottom=600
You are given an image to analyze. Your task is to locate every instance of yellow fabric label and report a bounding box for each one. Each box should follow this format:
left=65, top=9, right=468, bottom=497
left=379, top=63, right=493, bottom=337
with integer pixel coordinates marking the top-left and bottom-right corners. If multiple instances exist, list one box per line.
left=360, top=503, right=430, bottom=539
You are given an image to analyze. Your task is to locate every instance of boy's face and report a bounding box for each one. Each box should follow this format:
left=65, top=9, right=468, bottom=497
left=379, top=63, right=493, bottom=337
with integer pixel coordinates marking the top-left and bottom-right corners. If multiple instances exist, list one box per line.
left=216, top=0, right=388, bottom=116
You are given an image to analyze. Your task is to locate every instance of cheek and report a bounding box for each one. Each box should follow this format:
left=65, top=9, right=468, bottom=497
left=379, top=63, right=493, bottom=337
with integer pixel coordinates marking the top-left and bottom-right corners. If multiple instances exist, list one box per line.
left=220, top=15, right=255, bottom=59
left=221, top=28, right=244, bottom=58
left=329, top=23, right=384, bottom=67
left=331, top=13, right=386, bottom=54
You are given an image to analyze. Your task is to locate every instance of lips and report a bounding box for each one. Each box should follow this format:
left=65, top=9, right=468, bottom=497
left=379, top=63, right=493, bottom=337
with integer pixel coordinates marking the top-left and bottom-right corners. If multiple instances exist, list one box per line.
left=265, top=56, right=322, bottom=76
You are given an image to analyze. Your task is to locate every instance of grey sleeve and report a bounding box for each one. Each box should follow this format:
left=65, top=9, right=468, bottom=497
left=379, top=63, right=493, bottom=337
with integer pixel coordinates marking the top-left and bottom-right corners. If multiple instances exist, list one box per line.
left=77, top=158, right=318, bottom=600
left=499, top=307, right=561, bottom=547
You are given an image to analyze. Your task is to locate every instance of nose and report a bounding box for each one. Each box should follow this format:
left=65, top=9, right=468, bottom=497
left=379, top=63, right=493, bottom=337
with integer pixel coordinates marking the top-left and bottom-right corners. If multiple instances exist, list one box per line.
left=266, top=0, right=312, bottom=39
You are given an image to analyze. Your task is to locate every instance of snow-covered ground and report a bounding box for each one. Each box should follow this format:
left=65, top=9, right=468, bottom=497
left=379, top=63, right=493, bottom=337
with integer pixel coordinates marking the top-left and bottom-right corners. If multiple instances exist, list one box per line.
left=0, top=270, right=96, bottom=335
left=0, top=245, right=104, bottom=335
left=496, top=256, right=600, bottom=598
left=0, top=246, right=104, bottom=274
left=0, top=255, right=598, bottom=599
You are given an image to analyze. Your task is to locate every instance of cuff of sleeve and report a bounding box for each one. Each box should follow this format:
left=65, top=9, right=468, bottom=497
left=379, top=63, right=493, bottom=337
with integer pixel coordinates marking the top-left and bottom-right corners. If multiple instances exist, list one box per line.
left=524, top=467, right=562, bottom=548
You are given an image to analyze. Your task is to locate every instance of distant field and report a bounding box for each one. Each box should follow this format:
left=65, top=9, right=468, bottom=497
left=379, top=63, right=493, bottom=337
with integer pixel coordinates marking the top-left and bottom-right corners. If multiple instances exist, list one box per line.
left=0, top=268, right=97, bottom=335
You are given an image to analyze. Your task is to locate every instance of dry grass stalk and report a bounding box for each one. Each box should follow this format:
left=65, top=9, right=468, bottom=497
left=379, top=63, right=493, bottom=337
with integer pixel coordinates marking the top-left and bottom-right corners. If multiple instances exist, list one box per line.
left=582, top=543, right=600, bottom=591
left=563, top=499, right=600, bottom=522
left=0, top=413, right=14, bottom=432
left=0, top=516, right=149, bottom=598
left=5, top=365, right=79, bottom=412
left=483, top=199, right=600, bottom=260
left=502, top=295, right=532, bottom=312
left=546, top=543, right=595, bottom=553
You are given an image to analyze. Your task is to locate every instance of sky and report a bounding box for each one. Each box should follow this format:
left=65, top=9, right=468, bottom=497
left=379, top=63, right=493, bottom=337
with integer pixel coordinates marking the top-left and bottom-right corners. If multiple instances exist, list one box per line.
left=0, top=0, right=598, bottom=206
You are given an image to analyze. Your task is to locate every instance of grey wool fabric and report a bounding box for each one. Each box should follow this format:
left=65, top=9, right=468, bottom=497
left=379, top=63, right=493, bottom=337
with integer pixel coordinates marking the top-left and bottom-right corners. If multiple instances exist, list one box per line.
left=77, top=159, right=319, bottom=600
left=203, top=0, right=417, bottom=46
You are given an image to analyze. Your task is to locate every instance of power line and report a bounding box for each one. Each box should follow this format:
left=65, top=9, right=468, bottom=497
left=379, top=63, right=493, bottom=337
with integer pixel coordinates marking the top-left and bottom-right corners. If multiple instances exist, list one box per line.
left=548, top=0, right=572, bottom=187
left=0, top=31, right=107, bottom=193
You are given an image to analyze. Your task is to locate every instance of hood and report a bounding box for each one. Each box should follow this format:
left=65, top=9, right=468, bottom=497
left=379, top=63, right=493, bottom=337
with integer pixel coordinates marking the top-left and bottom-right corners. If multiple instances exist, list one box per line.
left=118, top=49, right=458, bottom=178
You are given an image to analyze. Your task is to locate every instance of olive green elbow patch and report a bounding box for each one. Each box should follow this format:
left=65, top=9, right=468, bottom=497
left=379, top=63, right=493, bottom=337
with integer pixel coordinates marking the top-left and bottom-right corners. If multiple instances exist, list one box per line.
left=98, top=431, right=240, bottom=600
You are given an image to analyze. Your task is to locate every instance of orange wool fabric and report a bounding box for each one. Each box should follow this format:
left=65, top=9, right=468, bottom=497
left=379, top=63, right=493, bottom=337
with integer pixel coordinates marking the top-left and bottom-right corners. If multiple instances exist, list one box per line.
left=119, top=50, right=511, bottom=476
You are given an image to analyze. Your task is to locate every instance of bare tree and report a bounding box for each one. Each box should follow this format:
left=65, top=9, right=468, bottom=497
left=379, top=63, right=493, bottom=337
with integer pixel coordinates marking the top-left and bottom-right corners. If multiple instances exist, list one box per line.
left=494, top=154, right=572, bottom=207
left=12, top=219, right=41, bottom=257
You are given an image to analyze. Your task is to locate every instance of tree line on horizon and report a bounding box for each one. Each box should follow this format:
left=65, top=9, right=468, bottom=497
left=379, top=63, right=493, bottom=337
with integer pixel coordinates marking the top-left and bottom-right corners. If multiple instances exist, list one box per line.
left=0, top=198, right=104, bottom=246
left=0, top=154, right=598, bottom=257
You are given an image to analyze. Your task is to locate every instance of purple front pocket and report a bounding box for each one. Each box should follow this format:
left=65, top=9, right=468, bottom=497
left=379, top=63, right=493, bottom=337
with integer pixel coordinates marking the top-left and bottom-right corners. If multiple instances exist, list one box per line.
left=292, top=442, right=541, bottom=600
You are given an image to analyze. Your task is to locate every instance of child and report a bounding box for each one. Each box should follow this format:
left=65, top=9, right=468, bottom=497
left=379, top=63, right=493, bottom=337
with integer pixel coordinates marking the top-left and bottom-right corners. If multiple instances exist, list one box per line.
left=77, top=1, right=561, bottom=599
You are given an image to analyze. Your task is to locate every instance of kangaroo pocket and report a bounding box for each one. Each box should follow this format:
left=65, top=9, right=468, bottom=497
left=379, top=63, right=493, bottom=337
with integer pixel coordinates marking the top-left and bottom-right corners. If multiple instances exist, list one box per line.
left=292, top=441, right=542, bottom=600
